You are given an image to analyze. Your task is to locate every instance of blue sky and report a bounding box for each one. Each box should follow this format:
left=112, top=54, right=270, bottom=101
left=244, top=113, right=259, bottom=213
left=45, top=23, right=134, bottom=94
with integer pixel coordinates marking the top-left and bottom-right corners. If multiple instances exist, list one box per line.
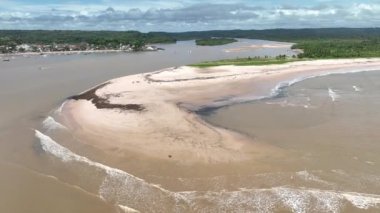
left=0, top=0, right=379, bottom=31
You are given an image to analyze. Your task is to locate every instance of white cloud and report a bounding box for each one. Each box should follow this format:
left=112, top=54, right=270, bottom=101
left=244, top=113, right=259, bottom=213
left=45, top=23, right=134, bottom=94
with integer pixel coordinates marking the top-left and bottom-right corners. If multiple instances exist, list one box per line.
left=0, top=2, right=379, bottom=31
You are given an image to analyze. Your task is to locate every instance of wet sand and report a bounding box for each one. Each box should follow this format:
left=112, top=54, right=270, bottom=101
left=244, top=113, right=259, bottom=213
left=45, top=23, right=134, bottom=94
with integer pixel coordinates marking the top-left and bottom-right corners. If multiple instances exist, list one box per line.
left=61, top=59, right=380, bottom=163
left=50, top=58, right=380, bottom=212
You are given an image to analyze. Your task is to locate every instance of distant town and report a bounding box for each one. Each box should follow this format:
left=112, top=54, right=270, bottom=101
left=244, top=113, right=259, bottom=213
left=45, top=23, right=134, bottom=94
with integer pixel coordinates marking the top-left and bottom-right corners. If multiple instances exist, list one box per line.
left=0, top=42, right=162, bottom=55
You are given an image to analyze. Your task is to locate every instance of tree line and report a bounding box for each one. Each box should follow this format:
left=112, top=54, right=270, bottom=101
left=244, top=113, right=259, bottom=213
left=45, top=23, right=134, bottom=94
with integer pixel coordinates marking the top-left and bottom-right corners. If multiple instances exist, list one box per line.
left=1, top=28, right=380, bottom=57
left=292, top=39, right=380, bottom=58
left=2, top=28, right=380, bottom=45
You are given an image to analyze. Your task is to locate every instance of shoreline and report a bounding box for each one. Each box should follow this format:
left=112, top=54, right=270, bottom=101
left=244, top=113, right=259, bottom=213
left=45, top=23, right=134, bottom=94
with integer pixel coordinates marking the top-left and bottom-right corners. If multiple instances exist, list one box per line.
left=59, top=58, right=380, bottom=165
left=224, top=42, right=293, bottom=53
left=196, top=62, right=380, bottom=115
left=0, top=48, right=161, bottom=58
left=35, top=129, right=380, bottom=212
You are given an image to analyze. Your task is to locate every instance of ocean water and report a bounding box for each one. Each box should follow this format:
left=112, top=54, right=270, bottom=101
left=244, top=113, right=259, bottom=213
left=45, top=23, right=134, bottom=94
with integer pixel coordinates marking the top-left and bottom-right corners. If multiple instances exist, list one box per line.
left=201, top=71, right=380, bottom=212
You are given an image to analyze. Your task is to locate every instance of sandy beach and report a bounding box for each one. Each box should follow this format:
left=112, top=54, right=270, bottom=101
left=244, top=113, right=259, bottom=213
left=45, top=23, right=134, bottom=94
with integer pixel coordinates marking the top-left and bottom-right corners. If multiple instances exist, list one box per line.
left=60, top=58, right=380, bottom=166
left=224, top=42, right=293, bottom=52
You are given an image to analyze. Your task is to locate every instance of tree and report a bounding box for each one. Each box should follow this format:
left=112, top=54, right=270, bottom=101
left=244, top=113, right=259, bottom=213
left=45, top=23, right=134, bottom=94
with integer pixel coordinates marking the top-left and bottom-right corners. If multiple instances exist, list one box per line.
left=131, top=39, right=145, bottom=51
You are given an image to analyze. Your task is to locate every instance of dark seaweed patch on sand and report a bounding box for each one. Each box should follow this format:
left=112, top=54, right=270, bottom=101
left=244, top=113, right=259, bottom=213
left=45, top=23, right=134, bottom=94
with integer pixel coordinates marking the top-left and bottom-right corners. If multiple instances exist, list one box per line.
left=69, top=82, right=145, bottom=111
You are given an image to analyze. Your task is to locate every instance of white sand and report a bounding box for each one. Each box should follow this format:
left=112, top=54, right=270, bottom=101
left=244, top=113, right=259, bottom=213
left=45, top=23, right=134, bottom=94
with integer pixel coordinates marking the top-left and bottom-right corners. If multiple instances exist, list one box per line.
left=61, top=58, right=380, bottom=164
left=224, top=43, right=293, bottom=52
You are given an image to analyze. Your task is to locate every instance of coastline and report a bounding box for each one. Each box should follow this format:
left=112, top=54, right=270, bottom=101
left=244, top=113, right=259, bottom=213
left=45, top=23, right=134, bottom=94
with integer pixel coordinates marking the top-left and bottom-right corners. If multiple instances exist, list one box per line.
left=59, top=58, right=380, bottom=166
left=224, top=42, right=294, bottom=53
left=0, top=48, right=161, bottom=58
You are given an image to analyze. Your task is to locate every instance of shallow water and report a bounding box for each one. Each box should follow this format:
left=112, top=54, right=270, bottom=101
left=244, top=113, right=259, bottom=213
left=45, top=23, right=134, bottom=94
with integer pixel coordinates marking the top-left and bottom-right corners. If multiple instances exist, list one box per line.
left=0, top=39, right=295, bottom=212
left=35, top=67, right=380, bottom=211
left=202, top=71, right=380, bottom=211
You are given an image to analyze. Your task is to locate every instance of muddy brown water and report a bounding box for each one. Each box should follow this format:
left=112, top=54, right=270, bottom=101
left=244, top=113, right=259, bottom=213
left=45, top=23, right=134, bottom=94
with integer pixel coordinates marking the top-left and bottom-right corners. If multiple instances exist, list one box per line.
left=0, top=39, right=296, bottom=212
left=202, top=71, right=380, bottom=212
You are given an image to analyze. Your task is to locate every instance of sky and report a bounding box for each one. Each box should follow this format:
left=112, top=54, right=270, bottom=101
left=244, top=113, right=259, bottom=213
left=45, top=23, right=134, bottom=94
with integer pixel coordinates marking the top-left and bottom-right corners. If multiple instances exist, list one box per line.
left=0, top=0, right=379, bottom=32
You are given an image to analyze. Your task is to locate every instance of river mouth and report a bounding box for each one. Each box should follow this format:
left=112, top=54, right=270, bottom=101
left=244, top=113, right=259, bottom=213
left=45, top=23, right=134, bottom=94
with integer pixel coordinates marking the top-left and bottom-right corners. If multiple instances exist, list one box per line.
left=36, top=63, right=380, bottom=212
left=3, top=39, right=380, bottom=212
left=0, top=39, right=298, bottom=213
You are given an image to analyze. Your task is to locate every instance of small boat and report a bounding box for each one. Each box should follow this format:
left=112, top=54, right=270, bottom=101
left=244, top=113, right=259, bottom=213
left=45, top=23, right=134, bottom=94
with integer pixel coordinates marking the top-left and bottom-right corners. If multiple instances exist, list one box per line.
left=2, top=59, right=10, bottom=62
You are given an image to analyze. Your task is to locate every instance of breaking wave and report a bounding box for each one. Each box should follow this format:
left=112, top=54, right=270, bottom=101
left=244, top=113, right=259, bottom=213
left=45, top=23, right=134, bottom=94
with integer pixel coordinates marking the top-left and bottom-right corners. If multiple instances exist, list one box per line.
left=35, top=130, right=380, bottom=212
left=42, top=116, right=67, bottom=131
left=328, top=88, right=340, bottom=102
left=353, top=85, right=362, bottom=92
left=265, top=68, right=380, bottom=103
left=34, top=130, right=188, bottom=212
left=177, top=187, right=380, bottom=213
left=204, top=69, right=379, bottom=113
left=118, top=205, right=140, bottom=213
left=54, top=101, right=67, bottom=114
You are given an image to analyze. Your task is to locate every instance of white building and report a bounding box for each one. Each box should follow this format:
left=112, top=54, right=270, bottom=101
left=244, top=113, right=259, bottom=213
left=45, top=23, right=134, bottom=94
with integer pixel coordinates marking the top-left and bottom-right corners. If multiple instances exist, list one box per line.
left=16, top=44, right=32, bottom=52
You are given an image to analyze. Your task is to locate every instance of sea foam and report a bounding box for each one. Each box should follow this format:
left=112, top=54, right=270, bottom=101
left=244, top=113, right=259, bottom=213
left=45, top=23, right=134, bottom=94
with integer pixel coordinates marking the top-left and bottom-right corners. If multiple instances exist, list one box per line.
left=34, top=130, right=186, bottom=212
left=328, top=88, right=340, bottom=102
left=35, top=130, right=380, bottom=212
left=198, top=67, right=380, bottom=113
left=118, top=205, right=140, bottom=213
left=54, top=101, right=67, bottom=114
left=42, top=116, right=67, bottom=131
left=268, top=68, right=379, bottom=104
left=353, top=85, right=362, bottom=92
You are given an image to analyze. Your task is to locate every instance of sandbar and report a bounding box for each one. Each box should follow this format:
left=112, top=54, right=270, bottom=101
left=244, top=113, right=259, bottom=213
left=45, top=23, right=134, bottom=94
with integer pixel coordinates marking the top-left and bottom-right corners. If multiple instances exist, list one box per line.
left=60, top=58, right=380, bottom=166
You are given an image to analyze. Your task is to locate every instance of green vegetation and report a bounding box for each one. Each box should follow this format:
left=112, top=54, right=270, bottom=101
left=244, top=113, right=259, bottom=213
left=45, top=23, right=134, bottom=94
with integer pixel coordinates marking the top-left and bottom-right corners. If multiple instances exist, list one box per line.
left=2, top=28, right=380, bottom=58
left=185, top=29, right=380, bottom=67
left=192, top=38, right=380, bottom=68
left=0, top=30, right=177, bottom=53
left=195, top=38, right=237, bottom=46
left=167, top=28, right=380, bottom=42
left=2, top=28, right=380, bottom=47
left=191, top=56, right=300, bottom=68
left=0, top=30, right=176, bottom=48
left=293, top=39, right=380, bottom=58
left=179, top=28, right=380, bottom=61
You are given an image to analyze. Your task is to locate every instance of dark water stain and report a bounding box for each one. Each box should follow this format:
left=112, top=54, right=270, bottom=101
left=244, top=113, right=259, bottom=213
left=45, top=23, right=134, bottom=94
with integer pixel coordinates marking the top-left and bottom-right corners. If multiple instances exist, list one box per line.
left=69, top=82, right=145, bottom=112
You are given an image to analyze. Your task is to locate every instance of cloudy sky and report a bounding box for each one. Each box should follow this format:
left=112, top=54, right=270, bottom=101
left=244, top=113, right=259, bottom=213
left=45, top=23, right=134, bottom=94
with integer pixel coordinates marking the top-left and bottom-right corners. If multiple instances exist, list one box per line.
left=0, top=0, right=379, bottom=32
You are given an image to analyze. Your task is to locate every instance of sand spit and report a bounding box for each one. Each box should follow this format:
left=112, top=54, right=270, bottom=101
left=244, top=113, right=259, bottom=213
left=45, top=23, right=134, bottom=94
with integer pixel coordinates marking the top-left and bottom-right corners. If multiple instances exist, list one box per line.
left=61, top=58, right=380, bottom=165
left=224, top=43, right=293, bottom=52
